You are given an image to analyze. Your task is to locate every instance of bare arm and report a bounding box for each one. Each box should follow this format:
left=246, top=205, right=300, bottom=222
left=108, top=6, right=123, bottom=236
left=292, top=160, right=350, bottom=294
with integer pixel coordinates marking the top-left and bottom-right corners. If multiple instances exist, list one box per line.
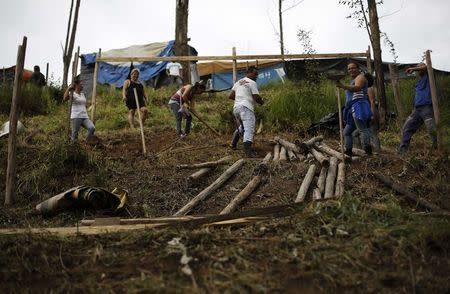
left=336, top=74, right=366, bottom=92
left=367, top=87, right=375, bottom=119
left=253, top=94, right=264, bottom=105
left=122, top=80, right=130, bottom=101
left=63, top=85, right=74, bottom=101
left=406, top=63, right=427, bottom=74
left=228, top=90, right=236, bottom=101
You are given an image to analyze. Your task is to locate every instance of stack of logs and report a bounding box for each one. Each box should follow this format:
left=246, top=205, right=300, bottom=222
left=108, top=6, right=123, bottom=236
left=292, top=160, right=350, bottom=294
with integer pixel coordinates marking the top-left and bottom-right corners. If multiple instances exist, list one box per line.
left=173, top=136, right=367, bottom=216
left=272, top=136, right=360, bottom=202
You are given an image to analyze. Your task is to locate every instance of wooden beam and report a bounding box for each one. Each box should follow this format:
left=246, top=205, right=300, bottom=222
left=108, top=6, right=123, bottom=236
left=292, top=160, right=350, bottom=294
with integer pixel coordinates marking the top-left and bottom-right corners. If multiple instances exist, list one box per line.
left=45, top=62, right=49, bottom=85
left=232, top=47, right=237, bottom=83
left=279, top=146, right=287, bottom=161
left=310, top=148, right=329, bottom=167
left=273, top=143, right=280, bottom=162
left=188, top=168, right=212, bottom=182
left=336, top=88, right=345, bottom=160
left=178, top=155, right=232, bottom=169
left=317, top=166, right=328, bottom=195
left=133, top=88, right=147, bottom=155
left=388, top=63, right=405, bottom=125
left=334, top=162, right=345, bottom=198
left=5, top=36, right=27, bottom=206
left=425, top=50, right=442, bottom=150
left=174, top=159, right=245, bottom=216
left=324, top=157, right=338, bottom=199
left=97, top=52, right=368, bottom=63
left=274, top=136, right=301, bottom=153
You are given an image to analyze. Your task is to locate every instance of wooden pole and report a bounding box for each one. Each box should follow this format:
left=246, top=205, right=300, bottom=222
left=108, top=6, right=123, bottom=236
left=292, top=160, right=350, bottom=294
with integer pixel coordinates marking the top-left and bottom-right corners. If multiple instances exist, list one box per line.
left=287, top=149, right=297, bottom=161
left=274, top=136, right=301, bottom=153
left=324, top=157, right=338, bottom=199
left=220, top=154, right=272, bottom=215
left=273, top=143, right=280, bottom=162
left=310, top=148, right=329, bottom=167
left=336, top=88, right=345, bottom=160
left=2, top=67, right=5, bottom=85
left=317, top=166, right=328, bottom=195
left=388, top=63, right=405, bottom=125
left=45, top=63, right=49, bottom=86
left=67, top=47, right=80, bottom=140
left=133, top=88, right=147, bottom=155
left=188, top=108, right=221, bottom=137
left=295, top=164, right=317, bottom=203
left=174, top=159, right=245, bottom=216
left=312, top=188, right=322, bottom=201
left=188, top=168, right=212, bottom=182
left=91, top=48, right=101, bottom=124
left=232, top=47, right=237, bottom=84
left=5, top=36, right=27, bottom=206
left=177, top=155, right=232, bottom=169
left=279, top=146, right=287, bottom=161
left=374, top=174, right=446, bottom=213
left=296, top=135, right=324, bottom=153
left=425, top=50, right=441, bottom=150
left=366, top=46, right=372, bottom=74
left=334, top=162, right=345, bottom=198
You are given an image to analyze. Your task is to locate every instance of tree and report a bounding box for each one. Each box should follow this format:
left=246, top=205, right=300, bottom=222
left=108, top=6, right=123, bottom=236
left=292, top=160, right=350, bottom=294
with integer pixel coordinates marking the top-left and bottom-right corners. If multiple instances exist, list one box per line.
left=174, top=0, right=190, bottom=84
left=339, top=0, right=398, bottom=126
left=62, top=0, right=81, bottom=88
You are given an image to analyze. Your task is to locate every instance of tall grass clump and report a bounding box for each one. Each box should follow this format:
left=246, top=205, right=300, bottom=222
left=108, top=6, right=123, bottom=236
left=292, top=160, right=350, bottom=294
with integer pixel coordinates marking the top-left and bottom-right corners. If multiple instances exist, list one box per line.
left=261, top=79, right=337, bottom=131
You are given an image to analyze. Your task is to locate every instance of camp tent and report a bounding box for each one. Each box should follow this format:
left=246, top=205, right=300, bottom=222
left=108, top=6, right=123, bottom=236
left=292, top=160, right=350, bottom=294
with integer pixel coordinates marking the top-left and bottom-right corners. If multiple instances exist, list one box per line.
left=80, top=40, right=198, bottom=97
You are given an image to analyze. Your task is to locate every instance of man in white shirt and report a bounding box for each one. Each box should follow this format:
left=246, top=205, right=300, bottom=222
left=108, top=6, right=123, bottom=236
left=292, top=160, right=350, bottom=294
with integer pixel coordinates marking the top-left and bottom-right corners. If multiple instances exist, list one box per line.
left=228, top=66, right=264, bottom=157
left=166, top=62, right=183, bottom=86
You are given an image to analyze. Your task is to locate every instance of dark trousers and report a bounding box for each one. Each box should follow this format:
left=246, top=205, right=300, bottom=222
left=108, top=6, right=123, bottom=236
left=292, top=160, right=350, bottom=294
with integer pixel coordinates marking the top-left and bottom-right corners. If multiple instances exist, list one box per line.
left=399, top=104, right=437, bottom=152
left=170, top=103, right=192, bottom=135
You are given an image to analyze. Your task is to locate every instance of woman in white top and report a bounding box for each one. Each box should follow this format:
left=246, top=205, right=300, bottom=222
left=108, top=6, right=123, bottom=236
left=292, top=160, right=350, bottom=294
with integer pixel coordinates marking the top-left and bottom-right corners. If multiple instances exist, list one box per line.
left=63, top=77, right=95, bottom=142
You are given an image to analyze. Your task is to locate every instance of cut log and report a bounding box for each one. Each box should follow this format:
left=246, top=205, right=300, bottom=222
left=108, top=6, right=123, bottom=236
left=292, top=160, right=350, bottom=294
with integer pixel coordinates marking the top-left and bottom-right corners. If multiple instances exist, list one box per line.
left=351, top=147, right=366, bottom=157
left=279, top=146, right=287, bottom=161
left=177, top=155, right=232, bottom=169
left=310, top=148, right=329, bottom=167
left=314, top=143, right=347, bottom=161
left=373, top=174, right=446, bottom=213
left=312, top=188, right=322, bottom=201
left=220, top=175, right=262, bottom=214
left=254, top=152, right=272, bottom=175
left=295, top=164, right=317, bottom=203
left=188, top=168, right=212, bottom=182
left=324, top=157, right=338, bottom=199
left=273, top=143, right=280, bottom=162
left=317, top=166, right=328, bottom=195
left=274, top=136, right=301, bottom=153
left=287, top=149, right=297, bottom=161
left=174, top=159, right=245, bottom=216
left=295, top=135, right=324, bottom=153
left=334, top=162, right=345, bottom=197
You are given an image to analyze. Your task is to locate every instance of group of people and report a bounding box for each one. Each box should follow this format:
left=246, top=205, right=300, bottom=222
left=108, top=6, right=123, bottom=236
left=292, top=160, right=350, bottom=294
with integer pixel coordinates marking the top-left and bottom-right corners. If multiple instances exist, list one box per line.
left=61, top=61, right=437, bottom=157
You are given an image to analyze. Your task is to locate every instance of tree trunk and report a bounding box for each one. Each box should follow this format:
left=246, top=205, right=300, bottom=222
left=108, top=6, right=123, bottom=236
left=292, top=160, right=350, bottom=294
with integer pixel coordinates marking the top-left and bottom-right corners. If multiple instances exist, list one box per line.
left=367, top=0, right=387, bottom=127
left=279, top=0, right=284, bottom=59
left=174, top=0, right=190, bottom=84
left=62, top=0, right=81, bottom=88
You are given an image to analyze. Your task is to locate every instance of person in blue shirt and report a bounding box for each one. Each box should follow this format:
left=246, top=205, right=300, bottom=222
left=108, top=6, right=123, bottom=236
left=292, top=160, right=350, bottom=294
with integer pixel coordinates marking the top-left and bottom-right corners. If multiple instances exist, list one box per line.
left=336, top=62, right=373, bottom=156
left=398, top=63, right=437, bottom=154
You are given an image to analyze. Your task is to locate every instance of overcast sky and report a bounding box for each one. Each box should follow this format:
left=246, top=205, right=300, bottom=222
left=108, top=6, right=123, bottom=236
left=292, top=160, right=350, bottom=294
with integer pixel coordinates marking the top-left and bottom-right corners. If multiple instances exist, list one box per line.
left=1, top=0, right=449, bottom=84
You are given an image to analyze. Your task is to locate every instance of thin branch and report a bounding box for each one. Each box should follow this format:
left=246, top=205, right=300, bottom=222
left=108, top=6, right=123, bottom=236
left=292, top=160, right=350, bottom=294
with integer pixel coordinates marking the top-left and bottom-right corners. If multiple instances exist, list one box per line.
left=379, top=0, right=404, bottom=19
left=359, top=0, right=373, bottom=46
left=282, top=0, right=306, bottom=13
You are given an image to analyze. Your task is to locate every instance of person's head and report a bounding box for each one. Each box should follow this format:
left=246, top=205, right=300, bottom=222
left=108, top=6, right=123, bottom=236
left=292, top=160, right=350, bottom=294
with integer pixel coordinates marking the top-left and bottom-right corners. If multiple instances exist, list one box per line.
left=192, top=81, right=206, bottom=94
left=246, top=66, right=259, bottom=81
left=130, top=68, right=140, bottom=81
left=72, top=76, right=83, bottom=92
left=34, top=65, right=40, bottom=73
left=347, top=62, right=360, bottom=78
left=364, top=72, right=374, bottom=87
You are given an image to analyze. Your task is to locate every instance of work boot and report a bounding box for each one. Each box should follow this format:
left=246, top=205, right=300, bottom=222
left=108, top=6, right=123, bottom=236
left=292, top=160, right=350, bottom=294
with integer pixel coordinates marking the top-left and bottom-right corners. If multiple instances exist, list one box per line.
left=230, top=129, right=240, bottom=150
left=364, top=145, right=373, bottom=156
left=243, top=141, right=254, bottom=157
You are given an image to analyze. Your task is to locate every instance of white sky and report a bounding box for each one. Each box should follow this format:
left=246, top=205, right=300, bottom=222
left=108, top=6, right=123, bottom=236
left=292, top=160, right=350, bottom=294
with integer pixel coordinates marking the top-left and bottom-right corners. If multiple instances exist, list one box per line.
left=1, top=0, right=449, bottom=84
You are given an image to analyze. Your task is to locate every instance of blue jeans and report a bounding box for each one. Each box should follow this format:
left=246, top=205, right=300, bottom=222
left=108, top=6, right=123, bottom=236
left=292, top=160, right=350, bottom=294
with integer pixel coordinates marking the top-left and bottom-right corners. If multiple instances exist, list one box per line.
left=344, top=113, right=371, bottom=150
left=399, top=104, right=437, bottom=152
left=170, top=103, right=192, bottom=135
left=233, top=105, right=255, bottom=143
left=71, top=118, right=95, bottom=142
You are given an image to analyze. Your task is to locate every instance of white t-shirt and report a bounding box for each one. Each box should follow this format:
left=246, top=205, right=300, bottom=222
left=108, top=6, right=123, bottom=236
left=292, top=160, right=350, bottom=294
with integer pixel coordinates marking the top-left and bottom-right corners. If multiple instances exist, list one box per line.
left=232, top=77, right=259, bottom=112
left=70, top=92, right=89, bottom=119
left=166, top=62, right=182, bottom=76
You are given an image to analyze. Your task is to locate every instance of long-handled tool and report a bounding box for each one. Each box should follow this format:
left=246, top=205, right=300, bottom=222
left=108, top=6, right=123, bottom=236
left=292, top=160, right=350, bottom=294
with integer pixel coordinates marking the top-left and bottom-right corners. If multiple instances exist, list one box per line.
left=188, top=108, right=221, bottom=137
left=133, top=88, right=147, bottom=155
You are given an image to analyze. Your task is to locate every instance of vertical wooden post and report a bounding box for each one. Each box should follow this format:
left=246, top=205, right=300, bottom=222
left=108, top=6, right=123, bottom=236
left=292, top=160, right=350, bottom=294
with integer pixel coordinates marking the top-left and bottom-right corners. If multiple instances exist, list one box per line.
left=91, top=48, right=101, bottom=124
left=425, top=50, right=441, bottom=150
left=232, top=47, right=237, bottom=84
left=336, top=88, right=345, bottom=160
left=388, top=63, right=405, bottom=125
left=67, top=47, right=80, bottom=140
left=255, top=60, right=259, bottom=68
left=45, top=62, right=49, bottom=85
left=133, top=88, right=147, bottom=155
left=366, top=46, right=372, bottom=74
left=5, top=36, right=27, bottom=206
left=3, top=67, right=6, bottom=85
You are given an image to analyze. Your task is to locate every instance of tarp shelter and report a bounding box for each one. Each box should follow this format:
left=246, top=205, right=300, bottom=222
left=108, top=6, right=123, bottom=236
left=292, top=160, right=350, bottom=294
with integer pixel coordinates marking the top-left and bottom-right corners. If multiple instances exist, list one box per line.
left=80, top=40, right=198, bottom=97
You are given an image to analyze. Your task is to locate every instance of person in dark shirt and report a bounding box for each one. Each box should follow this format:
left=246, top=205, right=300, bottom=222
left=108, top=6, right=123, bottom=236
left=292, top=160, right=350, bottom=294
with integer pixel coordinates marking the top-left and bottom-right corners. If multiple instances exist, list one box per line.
left=398, top=63, right=437, bottom=154
left=30, top=65, right=46, bottom=87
